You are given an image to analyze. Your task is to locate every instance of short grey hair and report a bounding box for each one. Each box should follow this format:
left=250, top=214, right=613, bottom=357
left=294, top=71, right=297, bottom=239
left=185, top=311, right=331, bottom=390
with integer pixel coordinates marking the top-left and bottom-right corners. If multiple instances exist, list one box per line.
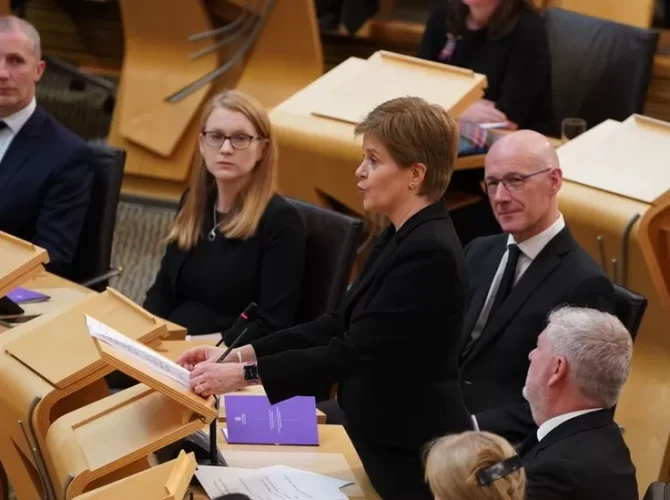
left=545, top=306, right=632, bottom=408
left=0, top=16, right=42, bottom=57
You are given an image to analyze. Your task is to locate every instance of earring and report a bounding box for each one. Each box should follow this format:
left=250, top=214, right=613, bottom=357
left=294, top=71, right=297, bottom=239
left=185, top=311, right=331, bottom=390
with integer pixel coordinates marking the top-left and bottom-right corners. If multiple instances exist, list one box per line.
left=409, top=183, right=416, bottom=190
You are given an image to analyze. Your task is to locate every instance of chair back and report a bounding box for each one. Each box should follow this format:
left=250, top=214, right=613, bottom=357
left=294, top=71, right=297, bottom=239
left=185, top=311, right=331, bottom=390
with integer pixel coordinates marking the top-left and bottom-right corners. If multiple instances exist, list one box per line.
left=70, top=143, right=126, bottom=291
left=643, top=481, right=670, bottom=500
left=545, top=8, right=658, bottom=131
left=287, top=198, right=363, bottom=322
left=613, top=283, right=648, bottom=342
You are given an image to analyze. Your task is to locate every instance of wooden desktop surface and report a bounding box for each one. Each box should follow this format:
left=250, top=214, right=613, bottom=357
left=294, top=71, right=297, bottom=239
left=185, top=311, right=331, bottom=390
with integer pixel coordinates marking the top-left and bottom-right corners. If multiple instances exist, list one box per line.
left=0, top=271, right=187, bottom=338
left=192, top=424, right=380, bottom=500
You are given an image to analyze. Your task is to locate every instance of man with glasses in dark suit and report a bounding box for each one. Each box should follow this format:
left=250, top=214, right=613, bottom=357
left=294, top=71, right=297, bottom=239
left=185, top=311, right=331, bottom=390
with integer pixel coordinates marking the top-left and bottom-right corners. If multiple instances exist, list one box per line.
left=459, top=130, right=614, bottom=443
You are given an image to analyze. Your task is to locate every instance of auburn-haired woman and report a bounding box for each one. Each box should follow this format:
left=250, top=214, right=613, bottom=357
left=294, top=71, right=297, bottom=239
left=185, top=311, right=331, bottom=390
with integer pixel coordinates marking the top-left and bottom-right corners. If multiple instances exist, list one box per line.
left=144, top=90, right=306, bottom=345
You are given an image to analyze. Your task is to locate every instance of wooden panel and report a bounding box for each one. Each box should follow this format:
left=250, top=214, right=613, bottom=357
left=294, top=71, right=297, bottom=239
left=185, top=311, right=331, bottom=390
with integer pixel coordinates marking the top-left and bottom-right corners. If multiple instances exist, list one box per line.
left=311, top=51, right=486, bottom=124
left=0, top=0, right=9, bottom=15
left=235, top=0, right=324, bottom=109
left=555, top=0, right=654, bottom=27
left=5, top=289, right=167, bottom=388
left=557, top=116, right=670, bottom=204
left=0, top=232, right=48, bottom=299
left=559, top=180, right=670, bottom=497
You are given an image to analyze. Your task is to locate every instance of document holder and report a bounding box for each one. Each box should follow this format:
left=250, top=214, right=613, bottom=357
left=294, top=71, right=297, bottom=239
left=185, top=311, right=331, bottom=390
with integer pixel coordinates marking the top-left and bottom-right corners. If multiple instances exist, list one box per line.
left=0, top=231, right=49, bottom=299
left=71, top=450, right=196, bottom=500
left=0, top=289, right=168, bottom=500
left=43, top=330, right=216, bottom=499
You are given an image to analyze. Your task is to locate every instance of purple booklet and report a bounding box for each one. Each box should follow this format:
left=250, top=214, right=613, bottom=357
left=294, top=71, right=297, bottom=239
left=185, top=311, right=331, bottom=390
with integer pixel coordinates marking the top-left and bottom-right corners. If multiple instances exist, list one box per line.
left=6, top=287, right=50, bottom=304
left=223, top=395, right=319, bottom=446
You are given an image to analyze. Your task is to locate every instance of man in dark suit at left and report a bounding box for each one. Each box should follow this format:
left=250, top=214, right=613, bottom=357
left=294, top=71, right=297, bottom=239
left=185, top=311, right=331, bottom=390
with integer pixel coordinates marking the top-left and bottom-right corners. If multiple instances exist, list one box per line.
left=0, top=16, right=92, bottom=278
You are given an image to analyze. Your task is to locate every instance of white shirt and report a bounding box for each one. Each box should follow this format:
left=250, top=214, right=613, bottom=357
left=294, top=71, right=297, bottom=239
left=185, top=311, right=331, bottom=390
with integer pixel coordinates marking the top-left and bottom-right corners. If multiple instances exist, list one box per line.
left=537, top=408, right=603, bottom=441
left=0, top=98, right=37, bottom=164
left=469, top=213, right=566, bottom=342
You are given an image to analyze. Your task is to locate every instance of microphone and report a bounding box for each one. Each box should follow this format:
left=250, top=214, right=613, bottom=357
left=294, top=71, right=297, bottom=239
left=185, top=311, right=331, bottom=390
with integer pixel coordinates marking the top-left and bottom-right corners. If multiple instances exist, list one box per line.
left=215, top=301, right=258, bottom=352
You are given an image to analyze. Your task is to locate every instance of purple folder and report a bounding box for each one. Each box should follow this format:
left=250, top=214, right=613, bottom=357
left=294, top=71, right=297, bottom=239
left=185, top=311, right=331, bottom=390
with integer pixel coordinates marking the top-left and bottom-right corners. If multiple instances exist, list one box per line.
left=223, top=395, right=319, bottom=446
left=6, top=287, right=50, bottom=304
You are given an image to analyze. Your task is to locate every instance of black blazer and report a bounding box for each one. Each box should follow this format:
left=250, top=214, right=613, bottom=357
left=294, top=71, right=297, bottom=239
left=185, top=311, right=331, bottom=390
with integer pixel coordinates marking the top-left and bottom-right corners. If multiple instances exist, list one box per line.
left=460, top=226, right=614, bottom=442
left=418, top=6, right=555, bottom=135
left=252, top=201, right=472, bottom=451
left=521, top=410, right=638, bottom=500
left=144, top=193, right=306, bottom=341
left=0, top=105, right=93, bottom=277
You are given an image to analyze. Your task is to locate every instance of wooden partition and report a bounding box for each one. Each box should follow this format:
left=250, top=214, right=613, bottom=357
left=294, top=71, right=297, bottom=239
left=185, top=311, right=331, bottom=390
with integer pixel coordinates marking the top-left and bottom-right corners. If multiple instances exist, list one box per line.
left=0, top=0, right=9, bottom=15
left=111, top=0, right=323, bottom=202
left=553, top=0, right=654, bottom=27
left=556, top=116, right=670, bottom=496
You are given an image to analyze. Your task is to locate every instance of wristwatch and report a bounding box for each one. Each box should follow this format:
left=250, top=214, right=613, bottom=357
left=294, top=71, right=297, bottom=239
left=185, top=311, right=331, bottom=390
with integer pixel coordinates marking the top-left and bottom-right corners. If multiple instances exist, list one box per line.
left=243, top=362, right=260, bottom=385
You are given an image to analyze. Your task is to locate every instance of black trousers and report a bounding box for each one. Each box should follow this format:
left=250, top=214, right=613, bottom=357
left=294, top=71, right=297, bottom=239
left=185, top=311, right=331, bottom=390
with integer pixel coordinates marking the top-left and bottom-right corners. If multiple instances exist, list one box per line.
left=345, top=424, right=433, bottom=500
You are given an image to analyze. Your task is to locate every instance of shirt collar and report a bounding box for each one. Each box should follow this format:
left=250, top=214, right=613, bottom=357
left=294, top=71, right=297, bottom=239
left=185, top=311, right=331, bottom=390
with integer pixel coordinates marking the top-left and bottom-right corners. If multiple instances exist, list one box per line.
left=2, top=97, right=36, bottom=134
left=537, top=408, right=603, bottom=441
left=507, top=213, right=565, bottom=259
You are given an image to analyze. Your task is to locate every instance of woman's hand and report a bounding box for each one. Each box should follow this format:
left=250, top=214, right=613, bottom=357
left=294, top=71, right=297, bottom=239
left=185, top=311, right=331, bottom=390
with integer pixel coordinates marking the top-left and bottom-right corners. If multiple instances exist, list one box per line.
left=189, top=362, right=246, bottom=397
left=460, top=100, right=508, bottom=125
left=176, top=345, right=224, bottom=371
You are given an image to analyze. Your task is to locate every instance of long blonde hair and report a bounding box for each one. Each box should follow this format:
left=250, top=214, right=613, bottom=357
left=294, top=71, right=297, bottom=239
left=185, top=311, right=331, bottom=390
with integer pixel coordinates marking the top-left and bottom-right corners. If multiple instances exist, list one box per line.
left=425, top=431, right=526, bottom=500
left=167, top=90, right=277, bottom=250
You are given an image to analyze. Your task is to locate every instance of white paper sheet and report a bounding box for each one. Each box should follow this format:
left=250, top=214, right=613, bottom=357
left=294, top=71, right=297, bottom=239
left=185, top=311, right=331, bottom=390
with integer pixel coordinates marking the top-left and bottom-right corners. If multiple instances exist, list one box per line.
left=195, top=465, right=350, bottom=500
left=85, top=314, right=191, bottom=388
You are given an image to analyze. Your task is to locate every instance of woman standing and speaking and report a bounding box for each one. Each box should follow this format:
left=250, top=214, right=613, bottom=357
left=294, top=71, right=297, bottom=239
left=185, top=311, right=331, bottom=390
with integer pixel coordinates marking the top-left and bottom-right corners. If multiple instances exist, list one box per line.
left=177, top=96, right=472, bottom=499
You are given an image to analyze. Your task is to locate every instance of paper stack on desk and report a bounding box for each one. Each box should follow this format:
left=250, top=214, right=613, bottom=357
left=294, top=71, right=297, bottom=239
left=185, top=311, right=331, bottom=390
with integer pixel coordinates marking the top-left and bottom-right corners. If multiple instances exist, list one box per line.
left=195, top=464, right=353, bottom=500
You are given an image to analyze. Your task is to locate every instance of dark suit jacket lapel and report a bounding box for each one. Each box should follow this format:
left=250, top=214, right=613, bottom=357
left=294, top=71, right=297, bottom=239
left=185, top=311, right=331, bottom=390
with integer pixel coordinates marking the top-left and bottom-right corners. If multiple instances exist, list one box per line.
left=460, top=236, right=507, bottom=351
left=523, top=409, right=614, bottom=459
left=0, top=106, right=47, bottom=196
left=467, top=227, right=573, bottom=362
left=341, top=202, right=448, bottom=317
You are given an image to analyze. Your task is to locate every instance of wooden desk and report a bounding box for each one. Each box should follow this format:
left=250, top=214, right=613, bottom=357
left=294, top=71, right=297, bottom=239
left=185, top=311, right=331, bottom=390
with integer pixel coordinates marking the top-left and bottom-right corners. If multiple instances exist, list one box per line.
left=192, top=424, right=380, bottom=500
left=0, top=271, right=187, bottom=338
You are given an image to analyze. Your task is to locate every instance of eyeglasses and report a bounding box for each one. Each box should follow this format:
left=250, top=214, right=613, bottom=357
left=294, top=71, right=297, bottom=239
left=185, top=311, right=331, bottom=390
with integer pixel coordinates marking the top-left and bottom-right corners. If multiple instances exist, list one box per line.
left=480, top=168, right=551, bottom=195
left=201, top=131, right=265, bottom=150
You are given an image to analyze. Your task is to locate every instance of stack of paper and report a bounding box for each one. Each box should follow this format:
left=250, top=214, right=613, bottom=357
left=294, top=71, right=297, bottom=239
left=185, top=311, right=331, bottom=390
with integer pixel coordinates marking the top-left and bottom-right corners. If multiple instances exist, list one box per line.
left=195, top=464, right=353, bottom=500
left=0, top=232, right=49, bottom=299
left=86, top=314, right=191, bottom=389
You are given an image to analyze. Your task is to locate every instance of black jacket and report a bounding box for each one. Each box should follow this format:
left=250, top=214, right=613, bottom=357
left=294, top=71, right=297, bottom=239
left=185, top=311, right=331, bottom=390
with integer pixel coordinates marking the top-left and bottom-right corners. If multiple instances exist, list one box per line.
left=521, top=409, right=638, bottom=500
left=144, top=193, right=306, bottom=342
left=460, top=227, right=614, bottom=442
left=251, top=201, right=472, bottom=499
left=0, top=105, right=93, bottom=277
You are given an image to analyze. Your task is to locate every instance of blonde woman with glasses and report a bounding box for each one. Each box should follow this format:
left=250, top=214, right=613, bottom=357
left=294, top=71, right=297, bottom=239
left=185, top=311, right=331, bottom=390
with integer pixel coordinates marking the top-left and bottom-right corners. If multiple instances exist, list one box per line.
left=143, top=90, right=306, bottom=344
left=425, top=431, right=525, bottom=500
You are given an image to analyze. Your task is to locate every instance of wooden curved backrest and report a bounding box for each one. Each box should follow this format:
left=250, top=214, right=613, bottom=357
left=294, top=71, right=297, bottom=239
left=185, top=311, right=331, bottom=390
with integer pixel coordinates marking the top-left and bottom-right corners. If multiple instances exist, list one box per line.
left=553, top=0, right=654, bottom=27
left=638, top=194, right=670, bottom=312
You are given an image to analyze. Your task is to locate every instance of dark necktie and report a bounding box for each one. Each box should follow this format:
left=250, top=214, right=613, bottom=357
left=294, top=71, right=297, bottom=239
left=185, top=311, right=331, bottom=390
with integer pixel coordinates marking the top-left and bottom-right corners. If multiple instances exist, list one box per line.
left=487, top=243, right=521, bottom=322
left=0, top=121, right=6, bottom=131
left=461, top=244, right=521, bottom=359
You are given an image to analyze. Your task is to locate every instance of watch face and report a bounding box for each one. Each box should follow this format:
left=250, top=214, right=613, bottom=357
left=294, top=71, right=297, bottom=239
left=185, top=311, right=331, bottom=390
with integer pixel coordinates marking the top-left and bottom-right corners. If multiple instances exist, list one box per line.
left=244, top=363, right=259, bottom=381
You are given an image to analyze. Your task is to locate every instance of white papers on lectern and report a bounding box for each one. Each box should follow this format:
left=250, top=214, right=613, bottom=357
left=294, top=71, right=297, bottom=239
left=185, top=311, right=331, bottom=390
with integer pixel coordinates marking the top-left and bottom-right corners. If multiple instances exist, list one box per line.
left=85, top=314, right=191, bottom=388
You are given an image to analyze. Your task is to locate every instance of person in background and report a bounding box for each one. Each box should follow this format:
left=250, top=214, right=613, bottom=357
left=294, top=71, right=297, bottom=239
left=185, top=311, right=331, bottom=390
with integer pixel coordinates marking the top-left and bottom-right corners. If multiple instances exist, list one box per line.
left=520, top=306, right=637, bottom=499
left=144, top=90, right=306, bottom=344
left=0, top=16, right=93, bottom=278
left=418, top=0, right=555, bottom=135
left=425, top=431, right=525, bottom=500
left=459, top=130, right=613, bottom=444
left=176, top=96, right=473, bottom=499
